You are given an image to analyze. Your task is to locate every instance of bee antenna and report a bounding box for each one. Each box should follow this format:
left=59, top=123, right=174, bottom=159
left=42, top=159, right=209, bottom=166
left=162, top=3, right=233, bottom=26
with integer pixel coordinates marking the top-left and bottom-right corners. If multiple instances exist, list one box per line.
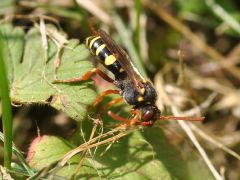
left=87, top=19, right=98, bottom=36
left=159, top=116, right=205, bottom=122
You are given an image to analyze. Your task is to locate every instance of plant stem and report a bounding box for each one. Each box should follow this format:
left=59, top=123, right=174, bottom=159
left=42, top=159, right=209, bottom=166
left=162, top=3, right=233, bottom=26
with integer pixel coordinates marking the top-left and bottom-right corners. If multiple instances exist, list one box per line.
left=135, top=0, right=141, bottom=57
left=0, top=33, right=13, bottom=169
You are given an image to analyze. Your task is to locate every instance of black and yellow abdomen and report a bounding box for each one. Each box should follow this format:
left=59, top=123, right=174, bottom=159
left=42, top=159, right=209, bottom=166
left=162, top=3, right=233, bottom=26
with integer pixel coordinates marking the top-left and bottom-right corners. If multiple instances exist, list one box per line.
left=85, top=36, right=126, bottom=80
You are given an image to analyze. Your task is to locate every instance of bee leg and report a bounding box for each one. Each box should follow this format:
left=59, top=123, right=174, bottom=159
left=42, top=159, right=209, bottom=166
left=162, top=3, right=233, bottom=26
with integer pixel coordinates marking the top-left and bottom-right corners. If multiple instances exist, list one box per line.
left=94, top=90, right=120, bottom=107
left=98, top=97, right=123, bottom=112
left=107, top=110, right=131, bottom=125
left=130, top=108, right=138, bottom=115
left=54, top=68, right=114, bottom=83
left=131, top=110, right=154, bottom=126
left=107, top=110, right=140, bottom=126
left=96, top=97, right=123, bottom=120
left=129, top=111, right=140, bottom=125
left=140, top=121, right=153, bottom=126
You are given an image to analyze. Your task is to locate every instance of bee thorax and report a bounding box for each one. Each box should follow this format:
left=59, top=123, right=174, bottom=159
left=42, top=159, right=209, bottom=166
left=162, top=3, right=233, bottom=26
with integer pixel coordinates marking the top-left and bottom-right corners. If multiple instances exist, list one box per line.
left=122, top=81, right=157, bottom=106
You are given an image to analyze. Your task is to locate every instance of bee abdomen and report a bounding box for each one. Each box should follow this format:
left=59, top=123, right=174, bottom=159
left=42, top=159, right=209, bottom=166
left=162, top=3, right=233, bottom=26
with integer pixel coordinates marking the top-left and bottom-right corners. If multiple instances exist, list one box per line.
left=85, top=36, right=126, bottom=78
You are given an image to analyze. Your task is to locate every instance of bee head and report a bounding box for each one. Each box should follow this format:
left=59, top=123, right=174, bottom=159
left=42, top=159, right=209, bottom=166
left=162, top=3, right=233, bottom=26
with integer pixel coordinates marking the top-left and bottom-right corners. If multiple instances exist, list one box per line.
left=139, top=105, right=161, bottom=126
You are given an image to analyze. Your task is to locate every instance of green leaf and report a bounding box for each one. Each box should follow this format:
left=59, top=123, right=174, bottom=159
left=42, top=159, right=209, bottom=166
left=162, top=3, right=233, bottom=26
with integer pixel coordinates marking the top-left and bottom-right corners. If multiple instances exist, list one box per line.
left=27, top=135, right=100, bottom=178
left=26, top=128, right=214, bottom=179
left=142, top=128, right=214, bottom=180
left=27, top=135, right=76, bottom=169
left=0, top=23, right=97, bottom=121
left=0, top=131, right=34, bottom=177
left=91, top=128, right=214, bottom=180
left=96, top=129, right=181, bottom=179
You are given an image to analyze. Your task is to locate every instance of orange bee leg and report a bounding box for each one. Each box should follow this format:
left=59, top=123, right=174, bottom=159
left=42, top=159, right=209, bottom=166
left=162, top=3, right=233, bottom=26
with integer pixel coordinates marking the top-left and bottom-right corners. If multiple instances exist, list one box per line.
left=107, top=110, right=130, bottom=125
left=128, top=110, right=140, bottom=125
left=94, top=90, right=120, bottom=107
left=98, top=97, right=123, bottom=113
left=140, top=121, right=154, bottom=126
left=54, top=68, right=114, bottom=84
left=96, top=97, right=123, bottom=122
left=107, top=110, right=140, bottom=126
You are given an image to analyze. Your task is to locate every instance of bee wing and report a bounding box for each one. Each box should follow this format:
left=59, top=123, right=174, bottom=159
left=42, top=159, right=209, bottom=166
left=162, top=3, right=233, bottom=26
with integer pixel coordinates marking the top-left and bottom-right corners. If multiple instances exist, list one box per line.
left=98, top=29, right=145, bottom=87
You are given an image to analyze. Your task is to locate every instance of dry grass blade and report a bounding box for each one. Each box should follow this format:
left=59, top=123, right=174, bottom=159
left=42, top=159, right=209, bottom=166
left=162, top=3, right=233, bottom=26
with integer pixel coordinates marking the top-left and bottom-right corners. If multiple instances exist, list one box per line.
left=39, top=18, right=48, bottom=51
left=0, top=166, right=14, bottom=180
left=59, top=128, right=131, bottom=166
left=154, top=74, right=223, bottom=180
left=176, top=121, right=223, bottom=180
left=189, top=124, right=240, bottom=161
left=205, top=0, right=240, bottom=34
left=49, top=126, right=137, bottom=176
left=175, top=93, right=240, bottom=161
left=181, top=92, right=217, bottom=116
left=70, top=119, right=104, bottom=179
left=76, top=0, right=112, bottom=25
left=142, top=0, right=240, bottom=81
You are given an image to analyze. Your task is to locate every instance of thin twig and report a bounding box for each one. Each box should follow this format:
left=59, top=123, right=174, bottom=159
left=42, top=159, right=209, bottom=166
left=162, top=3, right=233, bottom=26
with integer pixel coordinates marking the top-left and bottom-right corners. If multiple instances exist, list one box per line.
left=59, top=128, right=131, bottom=166
left=49, top=127, right=136, bottom=175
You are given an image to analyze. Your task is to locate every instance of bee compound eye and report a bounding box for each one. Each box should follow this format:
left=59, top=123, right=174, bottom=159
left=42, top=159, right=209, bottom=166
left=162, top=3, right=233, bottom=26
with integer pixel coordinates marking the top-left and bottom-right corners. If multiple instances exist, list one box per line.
left=142, top=110, right=154, bottom=121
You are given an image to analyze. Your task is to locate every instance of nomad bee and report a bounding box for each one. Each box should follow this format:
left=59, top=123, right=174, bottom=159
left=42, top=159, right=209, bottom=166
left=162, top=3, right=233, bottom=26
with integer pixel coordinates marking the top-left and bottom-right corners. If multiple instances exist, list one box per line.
left=55, top=29, right=204, bottom=126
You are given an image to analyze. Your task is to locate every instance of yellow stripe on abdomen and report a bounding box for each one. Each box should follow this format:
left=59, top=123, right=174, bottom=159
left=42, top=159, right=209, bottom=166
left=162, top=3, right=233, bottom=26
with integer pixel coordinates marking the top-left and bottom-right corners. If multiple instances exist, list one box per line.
left=85, top=37, right=91, bottom=46
left=96, top=44, right=106, bottom=55
left=89, top=36, right=101, bottom=49
left=105, top=55, right=117, bottom=65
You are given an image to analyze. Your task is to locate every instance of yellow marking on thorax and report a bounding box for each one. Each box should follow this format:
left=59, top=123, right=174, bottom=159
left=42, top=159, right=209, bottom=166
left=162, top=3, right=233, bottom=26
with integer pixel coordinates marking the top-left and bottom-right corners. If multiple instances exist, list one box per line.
left=137, top=96, right=144, bottom=102
left=89, top=36, right=101, bottom=49
left=105, top=55, right=117, bottom=65
left=140, top=88, right=145, bottom=95
left=142, top=79, right=147, bottom=83
left=96, top=44, right=106, bottom=55
left=119, top=68, right=124, bottom=72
